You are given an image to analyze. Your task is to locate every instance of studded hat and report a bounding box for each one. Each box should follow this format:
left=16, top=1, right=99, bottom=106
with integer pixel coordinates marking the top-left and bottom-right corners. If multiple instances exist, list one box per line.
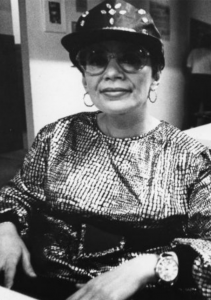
left=61, top=0, right=165, bottom=70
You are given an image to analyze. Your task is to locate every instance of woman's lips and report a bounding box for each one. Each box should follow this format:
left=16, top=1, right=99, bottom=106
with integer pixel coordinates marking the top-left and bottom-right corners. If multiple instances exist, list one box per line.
left=100, top=88, right=131, bottom=98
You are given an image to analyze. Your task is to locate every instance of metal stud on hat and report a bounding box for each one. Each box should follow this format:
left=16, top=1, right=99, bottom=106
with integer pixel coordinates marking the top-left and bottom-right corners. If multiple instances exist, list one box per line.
left=61, top=0, right=165, bottom=70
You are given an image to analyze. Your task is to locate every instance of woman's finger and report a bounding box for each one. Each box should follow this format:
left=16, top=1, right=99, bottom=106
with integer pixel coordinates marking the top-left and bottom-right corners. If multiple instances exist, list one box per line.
left=21, top=245, right=36, bottom=277
left=66, top=284, right=91, bottom=300
left=4, top=260, right=17, bottom=289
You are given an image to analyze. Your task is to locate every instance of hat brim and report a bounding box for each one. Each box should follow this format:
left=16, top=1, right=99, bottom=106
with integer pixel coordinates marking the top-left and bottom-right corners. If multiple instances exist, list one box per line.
left=61, top=29, right=163, bottom=66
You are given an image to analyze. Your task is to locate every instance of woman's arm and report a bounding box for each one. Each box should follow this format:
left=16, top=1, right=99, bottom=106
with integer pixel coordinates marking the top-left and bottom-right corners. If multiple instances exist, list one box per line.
left=66, top=254, right=158, bottom=300
left=0, top=126, right=51, bottom=287
left=171, top=149, right=211, bottom=298
left=0, top=126, right=50, bottom=236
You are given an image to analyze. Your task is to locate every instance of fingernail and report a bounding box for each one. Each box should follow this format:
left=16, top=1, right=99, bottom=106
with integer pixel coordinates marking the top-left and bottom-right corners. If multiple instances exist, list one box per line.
left=30, top=270, right=37, bottom=277
left=76, top=283, right=85, bottom=289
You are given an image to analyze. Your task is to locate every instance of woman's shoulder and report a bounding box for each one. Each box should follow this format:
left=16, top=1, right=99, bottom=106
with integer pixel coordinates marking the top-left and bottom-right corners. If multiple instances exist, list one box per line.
left=55, top=111, right=98, bottom=129
left=162, top=121, right=208, bottom=156
left=36, top=111, right=98, bottom=141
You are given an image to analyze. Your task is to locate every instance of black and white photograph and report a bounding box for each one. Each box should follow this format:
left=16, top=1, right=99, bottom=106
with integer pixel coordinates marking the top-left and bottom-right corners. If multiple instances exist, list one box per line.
left=0, top=1, right=211, bottom=300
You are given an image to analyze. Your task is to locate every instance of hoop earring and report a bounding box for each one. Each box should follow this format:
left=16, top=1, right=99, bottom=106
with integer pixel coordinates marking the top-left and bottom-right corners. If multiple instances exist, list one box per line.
left=148, top=89, right=157, bottom=103
left=148, top=81, right=159, bottom=103
left=83, top=92, right=94, bottom=107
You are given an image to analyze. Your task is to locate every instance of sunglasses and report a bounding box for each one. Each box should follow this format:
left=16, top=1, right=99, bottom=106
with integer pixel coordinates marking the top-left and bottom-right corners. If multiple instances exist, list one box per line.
left=76, top=46, right=150, bottom=75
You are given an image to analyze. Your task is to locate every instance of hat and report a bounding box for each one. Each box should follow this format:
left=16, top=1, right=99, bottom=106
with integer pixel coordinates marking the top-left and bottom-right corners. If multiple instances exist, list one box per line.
left=61, top=0, right=165, bottom=69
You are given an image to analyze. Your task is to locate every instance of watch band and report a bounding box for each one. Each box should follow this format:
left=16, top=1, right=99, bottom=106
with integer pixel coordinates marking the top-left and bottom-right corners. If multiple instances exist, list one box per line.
left=173, top=245, right=197, bottom=287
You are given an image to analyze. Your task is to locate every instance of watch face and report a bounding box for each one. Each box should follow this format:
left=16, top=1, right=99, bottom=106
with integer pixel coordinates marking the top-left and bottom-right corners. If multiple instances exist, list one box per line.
left=156, top=257, right=178, bottom=282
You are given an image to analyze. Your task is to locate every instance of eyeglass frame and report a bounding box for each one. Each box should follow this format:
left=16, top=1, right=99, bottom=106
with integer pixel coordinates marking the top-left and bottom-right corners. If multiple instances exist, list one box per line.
left=75, top=46, right=151, bottom=76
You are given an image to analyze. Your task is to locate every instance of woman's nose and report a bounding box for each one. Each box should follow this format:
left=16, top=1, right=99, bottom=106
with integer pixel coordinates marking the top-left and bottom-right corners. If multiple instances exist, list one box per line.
left=103, top=58, right=125, bottom=80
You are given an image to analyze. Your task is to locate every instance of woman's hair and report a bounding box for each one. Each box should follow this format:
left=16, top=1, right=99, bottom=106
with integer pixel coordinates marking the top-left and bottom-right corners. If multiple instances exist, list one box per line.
left=150, top=53, right=164, bottom=77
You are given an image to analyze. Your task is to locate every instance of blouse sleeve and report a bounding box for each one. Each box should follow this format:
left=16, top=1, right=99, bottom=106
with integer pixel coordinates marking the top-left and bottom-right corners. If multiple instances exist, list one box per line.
left=0, top=126, right=51, bottom=237
left=172, top=149, right=211, bottom=298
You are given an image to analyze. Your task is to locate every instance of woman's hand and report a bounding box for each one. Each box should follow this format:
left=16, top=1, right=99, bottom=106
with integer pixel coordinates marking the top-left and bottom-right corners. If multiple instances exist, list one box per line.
left=0, top=222, right=36, bottom=289
left=66, top=254, right=158, bottom=300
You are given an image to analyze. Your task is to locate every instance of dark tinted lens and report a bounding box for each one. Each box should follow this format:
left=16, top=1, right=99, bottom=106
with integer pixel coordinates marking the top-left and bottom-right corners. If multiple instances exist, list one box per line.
left=118, top=48, right=149, bottom=72
left=76, top=46, right=150, bottom=74
left=77, top=49, right=108, bottom=74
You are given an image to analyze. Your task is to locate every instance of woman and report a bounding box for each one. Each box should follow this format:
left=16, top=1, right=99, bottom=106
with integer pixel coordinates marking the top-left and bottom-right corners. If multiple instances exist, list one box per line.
left=0, top=1, right=211, bottom=300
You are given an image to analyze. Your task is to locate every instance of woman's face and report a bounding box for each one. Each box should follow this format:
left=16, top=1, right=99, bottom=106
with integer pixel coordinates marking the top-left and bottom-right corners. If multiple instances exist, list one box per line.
left=82, top=40, right=157, bottom=115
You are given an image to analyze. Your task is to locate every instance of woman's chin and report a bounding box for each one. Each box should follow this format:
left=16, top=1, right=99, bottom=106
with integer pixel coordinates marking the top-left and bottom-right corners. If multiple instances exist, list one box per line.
left=101, top=104, right=138, bottom=116
left=92, top=94, right=143, bottom=115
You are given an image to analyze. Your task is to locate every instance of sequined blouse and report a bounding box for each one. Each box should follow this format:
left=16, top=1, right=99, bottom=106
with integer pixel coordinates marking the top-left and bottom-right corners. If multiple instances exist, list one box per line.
left=0, top=111, right=211, bottom=298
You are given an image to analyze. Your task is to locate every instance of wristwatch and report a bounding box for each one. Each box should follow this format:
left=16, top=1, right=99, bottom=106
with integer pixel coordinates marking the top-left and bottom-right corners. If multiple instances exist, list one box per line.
left=155, top=251, right=179, bottom=286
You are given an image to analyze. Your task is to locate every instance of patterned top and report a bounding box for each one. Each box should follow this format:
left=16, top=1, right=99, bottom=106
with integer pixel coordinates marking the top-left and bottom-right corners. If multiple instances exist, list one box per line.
left=0, top=111, right=211, bottom=298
